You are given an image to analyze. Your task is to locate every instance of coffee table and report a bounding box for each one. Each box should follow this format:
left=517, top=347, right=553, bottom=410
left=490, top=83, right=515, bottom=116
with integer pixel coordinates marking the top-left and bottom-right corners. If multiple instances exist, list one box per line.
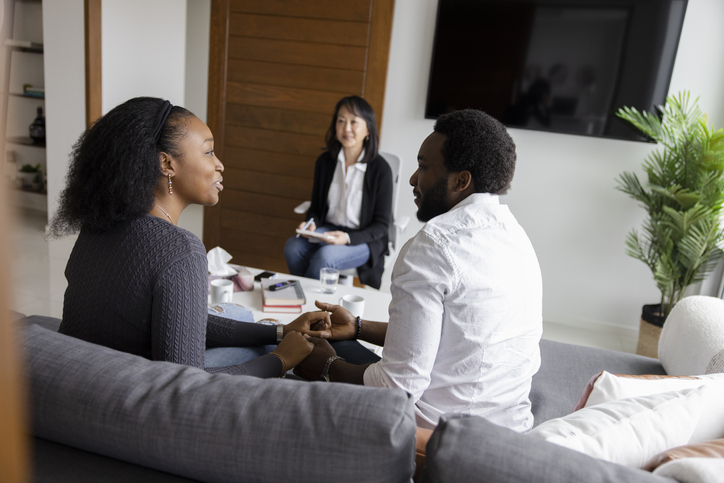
left=229, top=267, right=392, bottom=354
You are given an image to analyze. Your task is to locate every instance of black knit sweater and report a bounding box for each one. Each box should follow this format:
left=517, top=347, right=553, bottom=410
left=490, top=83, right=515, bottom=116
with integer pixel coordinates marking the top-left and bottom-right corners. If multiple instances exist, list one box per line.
left=59, top=215, right=282, bottom=377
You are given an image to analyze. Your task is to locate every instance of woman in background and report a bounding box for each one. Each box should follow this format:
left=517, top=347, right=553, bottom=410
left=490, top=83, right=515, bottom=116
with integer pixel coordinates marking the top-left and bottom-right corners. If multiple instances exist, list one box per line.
left=49, top=96, right=327, bottom=378
left=283, top=96, right=393, bottom=289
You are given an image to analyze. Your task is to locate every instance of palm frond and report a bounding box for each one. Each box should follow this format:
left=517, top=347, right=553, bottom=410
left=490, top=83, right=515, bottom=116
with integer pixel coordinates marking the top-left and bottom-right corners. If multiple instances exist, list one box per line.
left=615, top=91, right=724, bottom=317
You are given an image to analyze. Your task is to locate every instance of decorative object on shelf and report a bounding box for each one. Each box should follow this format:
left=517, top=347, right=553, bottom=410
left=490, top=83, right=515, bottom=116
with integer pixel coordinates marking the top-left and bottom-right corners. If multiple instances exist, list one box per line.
left=28, top=107, right=45, bottom=144
left=616, top=92, right=724, bottom=357
left=17, top=163, right=43, bottom=192
left=3, top=38, right=43, bottom=53
left=22, top=84, right=45, bottom=99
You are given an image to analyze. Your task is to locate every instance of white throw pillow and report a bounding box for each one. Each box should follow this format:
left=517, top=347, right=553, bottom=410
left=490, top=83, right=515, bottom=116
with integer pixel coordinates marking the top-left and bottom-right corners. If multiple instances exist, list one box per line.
left=579, top=372, right=724, bottom=409
left=529, top=386, right=707, bottom=468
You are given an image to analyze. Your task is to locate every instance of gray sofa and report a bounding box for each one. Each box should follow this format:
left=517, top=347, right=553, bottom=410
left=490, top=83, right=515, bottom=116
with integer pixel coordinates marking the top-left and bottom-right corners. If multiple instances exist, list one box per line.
left=20, top=303, right=712, bottom=483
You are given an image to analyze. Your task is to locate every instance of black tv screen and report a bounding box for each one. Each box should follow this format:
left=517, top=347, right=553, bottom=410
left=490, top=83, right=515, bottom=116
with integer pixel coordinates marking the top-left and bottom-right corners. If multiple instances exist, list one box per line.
left=425, top=0, right=688, bottom=141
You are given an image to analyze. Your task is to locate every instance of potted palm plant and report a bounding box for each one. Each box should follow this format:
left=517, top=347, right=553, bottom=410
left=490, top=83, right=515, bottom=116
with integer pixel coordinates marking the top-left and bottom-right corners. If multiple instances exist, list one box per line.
left=616, top=92, right=724, bottom=357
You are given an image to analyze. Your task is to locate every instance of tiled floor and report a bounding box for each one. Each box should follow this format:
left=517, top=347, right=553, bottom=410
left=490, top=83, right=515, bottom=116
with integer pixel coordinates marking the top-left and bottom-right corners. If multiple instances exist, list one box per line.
left=9, top=207, right=639, bottom=353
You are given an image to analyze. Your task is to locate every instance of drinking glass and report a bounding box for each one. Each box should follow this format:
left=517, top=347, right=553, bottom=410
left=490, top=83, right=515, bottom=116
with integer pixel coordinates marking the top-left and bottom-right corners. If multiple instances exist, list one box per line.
left=320, top=268, right=339, bottom=294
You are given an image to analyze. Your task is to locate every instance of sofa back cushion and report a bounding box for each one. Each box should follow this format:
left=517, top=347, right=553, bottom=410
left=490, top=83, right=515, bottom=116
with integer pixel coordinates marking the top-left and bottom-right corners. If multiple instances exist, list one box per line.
left=531, top=339, right=666, bottom=425
left=23, top=324, right=416, bottom=483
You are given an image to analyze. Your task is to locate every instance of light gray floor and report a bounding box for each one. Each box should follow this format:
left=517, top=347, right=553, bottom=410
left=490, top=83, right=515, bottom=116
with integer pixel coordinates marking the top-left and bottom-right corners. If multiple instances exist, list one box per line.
left=10, top=208, right=638, bottom=353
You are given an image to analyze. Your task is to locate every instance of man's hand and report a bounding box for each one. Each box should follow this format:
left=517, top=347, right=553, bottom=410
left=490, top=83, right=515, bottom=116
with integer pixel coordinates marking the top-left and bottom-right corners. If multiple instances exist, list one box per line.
left=293, top=337, right=337, bottom=381
left=284, top=311, right=331, bottom=338
left=312, top=300, right=357, bottom=340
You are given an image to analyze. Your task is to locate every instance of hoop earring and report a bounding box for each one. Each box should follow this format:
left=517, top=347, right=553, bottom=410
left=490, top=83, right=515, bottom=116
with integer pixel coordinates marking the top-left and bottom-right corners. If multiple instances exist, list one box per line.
left=168, top=174, right=173, bottom=195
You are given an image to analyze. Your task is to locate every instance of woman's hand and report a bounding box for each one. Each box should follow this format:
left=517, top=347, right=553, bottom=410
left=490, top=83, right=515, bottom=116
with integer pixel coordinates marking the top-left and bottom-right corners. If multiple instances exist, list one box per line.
left=293, top=337, right=337, bottom=381
left=323, top=231, right=348, bottom=245
left=297, top=220, right=317, bottom=239
left=271, top=331, right=314, bottom=372
left=284, top=311, right=331, bottom=338
left=313, top=300, right=357, bottom=340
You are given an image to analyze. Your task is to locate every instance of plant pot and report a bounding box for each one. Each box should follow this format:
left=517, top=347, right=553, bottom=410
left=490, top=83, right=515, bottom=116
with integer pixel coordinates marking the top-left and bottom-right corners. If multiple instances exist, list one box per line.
left=636, top=303, right=666, bottom=358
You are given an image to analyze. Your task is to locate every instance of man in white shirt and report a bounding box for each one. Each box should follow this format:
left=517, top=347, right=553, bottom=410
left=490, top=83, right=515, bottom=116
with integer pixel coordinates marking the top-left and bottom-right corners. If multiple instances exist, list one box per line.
left=295, top=109, right=542, bottom=432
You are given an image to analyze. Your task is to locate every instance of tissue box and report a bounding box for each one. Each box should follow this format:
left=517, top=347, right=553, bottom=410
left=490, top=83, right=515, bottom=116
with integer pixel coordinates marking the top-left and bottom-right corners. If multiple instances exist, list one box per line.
left=208, top=265, right=254, bottom=292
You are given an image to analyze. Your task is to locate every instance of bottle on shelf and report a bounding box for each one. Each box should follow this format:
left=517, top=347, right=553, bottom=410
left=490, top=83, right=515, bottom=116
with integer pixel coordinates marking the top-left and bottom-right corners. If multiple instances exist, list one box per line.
left=28, top=107, right=45, bottom=144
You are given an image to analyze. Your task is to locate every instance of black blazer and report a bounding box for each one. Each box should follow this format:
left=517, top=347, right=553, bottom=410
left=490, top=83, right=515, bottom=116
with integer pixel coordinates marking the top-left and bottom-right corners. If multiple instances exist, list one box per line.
left=306, top=151, right=393, bottom=289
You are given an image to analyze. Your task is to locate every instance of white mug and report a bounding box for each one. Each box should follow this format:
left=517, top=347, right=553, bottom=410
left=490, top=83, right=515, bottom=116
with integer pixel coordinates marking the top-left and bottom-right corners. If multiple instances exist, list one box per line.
left=210, top=279, right=234, bottom=305
left=339, top=294, right=365, bottom=318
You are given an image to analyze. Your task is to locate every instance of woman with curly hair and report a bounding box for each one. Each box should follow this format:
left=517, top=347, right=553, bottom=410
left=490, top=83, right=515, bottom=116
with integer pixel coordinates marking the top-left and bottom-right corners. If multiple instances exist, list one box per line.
left=283, top=96, right=393, bottom=289
left=49, top=96, right=325, bottom=377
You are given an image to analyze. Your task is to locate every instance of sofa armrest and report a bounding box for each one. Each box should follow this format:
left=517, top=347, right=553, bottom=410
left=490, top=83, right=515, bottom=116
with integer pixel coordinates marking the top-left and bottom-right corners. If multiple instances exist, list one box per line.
left=420, top=414, right=677, bottom=483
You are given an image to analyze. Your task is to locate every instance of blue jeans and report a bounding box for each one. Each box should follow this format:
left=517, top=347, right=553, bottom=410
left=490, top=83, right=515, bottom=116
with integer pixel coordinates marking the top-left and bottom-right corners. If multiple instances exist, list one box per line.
left=205, top=303, right=276, bottom=368
left=284, top=226, right=370, bottom=279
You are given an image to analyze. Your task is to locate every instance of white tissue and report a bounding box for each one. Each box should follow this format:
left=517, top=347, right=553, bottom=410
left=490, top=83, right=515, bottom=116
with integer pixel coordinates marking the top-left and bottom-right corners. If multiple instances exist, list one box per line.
left=207, top=247, right=239, bottom=276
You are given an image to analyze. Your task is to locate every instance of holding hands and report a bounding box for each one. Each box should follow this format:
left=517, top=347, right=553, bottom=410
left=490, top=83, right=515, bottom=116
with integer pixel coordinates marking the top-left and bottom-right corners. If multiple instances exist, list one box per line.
left=283, top=310, right=332, bottom=338
left=310, top=300, right=357, bottom=340
left=274, top=301, right=360, bottom=376
left=271, top=332, right=314, bottom=372
left=293, top=337, right=337, bottom=381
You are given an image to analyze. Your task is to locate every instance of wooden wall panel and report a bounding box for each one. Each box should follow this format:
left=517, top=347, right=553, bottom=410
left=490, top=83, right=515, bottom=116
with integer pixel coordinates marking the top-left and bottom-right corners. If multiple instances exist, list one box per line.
left=223, top=147, right=317, bottom=178
left=228, top=37, right=367, bottom=69
left=224, top=125, right=320, bottom=156
left=226, top=82, right=344, bottom=114
left=231, top=0, right=371, bottom=21
left=228, top=60, right=364, bottom=93
left=206, top=0, right=395, bottom=271
left=224, top=168, right=311, bottom=199
left=230, top=13, right=369, bottom=46
left=226, top=104, right=329, bottom=135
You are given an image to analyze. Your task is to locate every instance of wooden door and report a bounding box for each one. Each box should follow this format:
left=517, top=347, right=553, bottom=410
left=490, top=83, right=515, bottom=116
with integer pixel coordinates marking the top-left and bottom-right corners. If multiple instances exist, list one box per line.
left=205, top=0, right=395, bottom=272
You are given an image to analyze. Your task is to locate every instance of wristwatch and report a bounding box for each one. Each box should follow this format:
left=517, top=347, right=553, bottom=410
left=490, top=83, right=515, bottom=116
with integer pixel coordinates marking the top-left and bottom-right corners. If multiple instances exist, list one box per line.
left=276, top=324, right=284, bottom=343
left=320, top=355, right=345, bottom=382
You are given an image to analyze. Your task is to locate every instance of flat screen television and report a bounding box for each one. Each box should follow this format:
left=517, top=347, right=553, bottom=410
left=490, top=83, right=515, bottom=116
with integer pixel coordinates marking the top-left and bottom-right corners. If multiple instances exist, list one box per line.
left=425, top=0, right=688, bottom=141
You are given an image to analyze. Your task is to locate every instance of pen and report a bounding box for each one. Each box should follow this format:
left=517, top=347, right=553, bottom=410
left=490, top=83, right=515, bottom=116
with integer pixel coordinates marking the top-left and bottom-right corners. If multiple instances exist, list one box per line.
left=268, top=280, right=297, bottom=291
left=296, top=217, right=315, bottom=237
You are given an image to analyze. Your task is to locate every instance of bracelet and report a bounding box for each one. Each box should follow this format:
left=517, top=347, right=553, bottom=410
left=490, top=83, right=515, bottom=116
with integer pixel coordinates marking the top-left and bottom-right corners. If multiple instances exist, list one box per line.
left=320, top=355, right=345, bottom=382
left=355, top=316, right=362, bottom=340
left=276, top=324, right=284, bottom=343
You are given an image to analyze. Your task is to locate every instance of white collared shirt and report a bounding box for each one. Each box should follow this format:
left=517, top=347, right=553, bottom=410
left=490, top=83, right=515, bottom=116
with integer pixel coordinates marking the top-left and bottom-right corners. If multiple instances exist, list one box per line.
left=363, top=193, right=543, bottom=431
left=326, top=149, right=366, bottom=229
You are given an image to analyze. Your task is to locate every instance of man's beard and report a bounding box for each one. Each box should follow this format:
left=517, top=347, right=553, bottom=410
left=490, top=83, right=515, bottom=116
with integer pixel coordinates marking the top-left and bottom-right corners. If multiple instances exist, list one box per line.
left=416, top=177, right=451, bottom=222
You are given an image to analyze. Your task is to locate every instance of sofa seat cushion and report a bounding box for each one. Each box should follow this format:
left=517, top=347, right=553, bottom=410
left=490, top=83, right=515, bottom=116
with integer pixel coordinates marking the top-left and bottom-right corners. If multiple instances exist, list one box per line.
left=420, top=414, right=675, bottom=483
left=23, top=324, right=416, bottom=483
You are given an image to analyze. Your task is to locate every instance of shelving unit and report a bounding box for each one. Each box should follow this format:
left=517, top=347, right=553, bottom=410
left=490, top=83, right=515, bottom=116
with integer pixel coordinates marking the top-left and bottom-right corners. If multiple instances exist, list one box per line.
left=2, top=0, right=47, bottom=214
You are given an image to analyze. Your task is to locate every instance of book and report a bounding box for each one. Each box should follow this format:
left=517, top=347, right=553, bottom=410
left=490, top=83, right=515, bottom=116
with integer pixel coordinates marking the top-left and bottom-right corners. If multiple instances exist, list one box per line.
left=261, top=279, right=306, bottom=306
left=262, top=304, right=302, bottom=314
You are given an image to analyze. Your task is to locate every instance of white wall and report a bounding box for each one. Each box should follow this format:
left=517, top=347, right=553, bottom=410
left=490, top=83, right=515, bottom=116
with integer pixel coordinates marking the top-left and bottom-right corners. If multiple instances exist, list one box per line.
left=102, top=0, right=187, bottom=112
left=379, top=0, right=724, bottom=330
left=179, top=0, right=211, bottom=238
left=43, top=0, right=85, bottom=220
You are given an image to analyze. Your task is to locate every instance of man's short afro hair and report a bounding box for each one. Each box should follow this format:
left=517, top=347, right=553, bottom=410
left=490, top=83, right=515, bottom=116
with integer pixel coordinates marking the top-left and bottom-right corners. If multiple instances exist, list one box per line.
left=434, top=109, right=516, bottom=195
